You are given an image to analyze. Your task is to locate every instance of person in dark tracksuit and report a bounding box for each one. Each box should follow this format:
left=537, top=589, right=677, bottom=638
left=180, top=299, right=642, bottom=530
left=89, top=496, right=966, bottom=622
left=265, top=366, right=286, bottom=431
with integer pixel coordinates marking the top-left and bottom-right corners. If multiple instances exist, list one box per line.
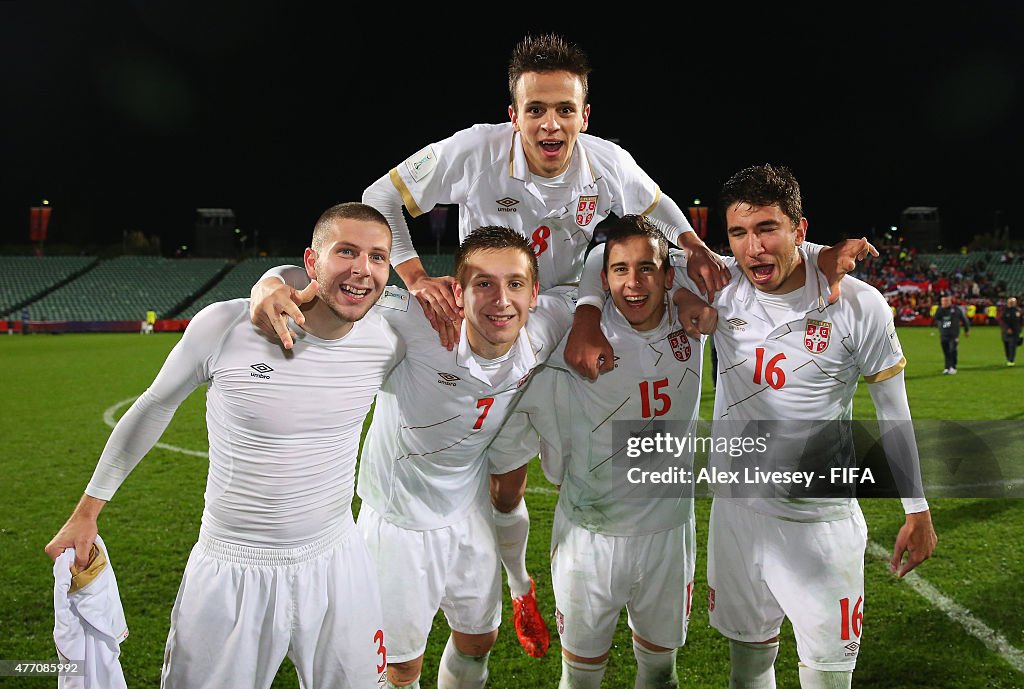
left=934, top=294, right=970, bottom=374
left=999, top=296, right=1022, bottom=366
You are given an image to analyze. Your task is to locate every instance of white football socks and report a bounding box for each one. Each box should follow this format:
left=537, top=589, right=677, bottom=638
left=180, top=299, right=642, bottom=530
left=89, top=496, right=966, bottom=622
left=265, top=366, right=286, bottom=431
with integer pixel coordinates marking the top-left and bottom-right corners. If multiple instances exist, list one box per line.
left=437, top=635, right=489, bottom=689
left=632, top=638, right=678, bottom=688
left=729, top=639, right=779, bottom=688
left=492, top=500, right=532, bottom=598
left=558, top=655, right=608, bottom=689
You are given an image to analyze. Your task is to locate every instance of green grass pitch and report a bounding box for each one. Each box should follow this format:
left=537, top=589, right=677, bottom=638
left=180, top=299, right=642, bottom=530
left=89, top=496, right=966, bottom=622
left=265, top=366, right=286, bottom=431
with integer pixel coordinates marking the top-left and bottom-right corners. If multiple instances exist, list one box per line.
left=1, top=326, right=1021, bottom=688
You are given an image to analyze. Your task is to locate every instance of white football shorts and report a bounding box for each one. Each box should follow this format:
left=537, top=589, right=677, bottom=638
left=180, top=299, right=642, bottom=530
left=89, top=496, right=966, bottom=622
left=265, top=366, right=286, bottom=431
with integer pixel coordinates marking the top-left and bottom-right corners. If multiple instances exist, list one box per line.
left=551, top=509, right=696, bottom=658
left=161, top=520, right=386, bottom=689
left=357, top=503, right=502, bottom=663
left=707, top=498, right=868, bottom=671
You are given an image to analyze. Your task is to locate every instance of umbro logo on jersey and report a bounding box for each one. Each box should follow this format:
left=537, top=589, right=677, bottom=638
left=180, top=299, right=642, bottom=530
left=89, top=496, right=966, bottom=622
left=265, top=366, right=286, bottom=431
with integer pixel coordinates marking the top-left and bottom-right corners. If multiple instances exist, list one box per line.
left=437, top=372, right=461, bottom=387
left=496, top=197, right=520, bottom=212
left=250, top=363, right=273, bottom=379
left=726, top=318, right=747, bottom=331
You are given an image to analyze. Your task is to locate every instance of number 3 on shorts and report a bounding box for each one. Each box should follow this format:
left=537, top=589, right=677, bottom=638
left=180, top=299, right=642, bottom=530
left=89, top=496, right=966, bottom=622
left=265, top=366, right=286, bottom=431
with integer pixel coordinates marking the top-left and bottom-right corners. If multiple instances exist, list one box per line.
left=374, top=628, right=387, bottom=673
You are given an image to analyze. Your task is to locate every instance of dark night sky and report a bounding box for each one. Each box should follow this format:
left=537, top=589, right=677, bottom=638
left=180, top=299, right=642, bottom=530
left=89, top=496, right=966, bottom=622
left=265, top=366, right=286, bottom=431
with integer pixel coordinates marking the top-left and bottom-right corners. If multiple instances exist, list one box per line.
left=1, top=3, right=1021, bottom=255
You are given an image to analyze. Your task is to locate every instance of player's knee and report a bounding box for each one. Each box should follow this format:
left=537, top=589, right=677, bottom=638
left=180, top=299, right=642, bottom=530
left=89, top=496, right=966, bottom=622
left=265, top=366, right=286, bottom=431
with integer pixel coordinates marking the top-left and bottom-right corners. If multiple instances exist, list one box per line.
left=387, top=658, right=423, bottom=686
left=489, top=466, right=528, bottom=512
left=452, top=629, right=498, bottom=656
left=728, top=638, right=779, bottom=688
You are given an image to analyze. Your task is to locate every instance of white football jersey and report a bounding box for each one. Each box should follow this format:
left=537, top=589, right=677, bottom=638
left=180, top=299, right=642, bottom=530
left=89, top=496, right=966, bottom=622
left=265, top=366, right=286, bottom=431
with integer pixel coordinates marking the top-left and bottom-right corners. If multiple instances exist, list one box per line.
left=489, top=290, right=705, bottom=536
left=86, top=299, right=404, bottom=547
left=357, top=286, right=576, bottom=530
left=387, top=122, right=685, bottom=288
left=707, top=248, right=906, bottom=521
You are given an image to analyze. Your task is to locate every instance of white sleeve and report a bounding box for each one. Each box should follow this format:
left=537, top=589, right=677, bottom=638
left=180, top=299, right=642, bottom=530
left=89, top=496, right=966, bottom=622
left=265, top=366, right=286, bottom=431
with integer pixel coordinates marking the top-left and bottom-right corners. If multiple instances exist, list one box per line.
left=363, top=172, right=419, bottom=268
left=487, top=407, right=540, bottom=477
left=577, top=244, right=607, bottom=310
left=532, top=288, right=578, bottom=347
left=84, top=303, right=232, bottom=500
left=645, top=192, right=696, bottom=246
left=802, top=240, right=825, bottom=265
left=256, top=264, right=310, bottom=290
left=867, top=371, right=929, bottom=514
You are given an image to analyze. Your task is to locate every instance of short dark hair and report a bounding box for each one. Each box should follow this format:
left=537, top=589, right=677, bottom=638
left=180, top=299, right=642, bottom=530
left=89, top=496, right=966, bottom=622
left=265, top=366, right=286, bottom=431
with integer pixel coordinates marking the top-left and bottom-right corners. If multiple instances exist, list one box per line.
left=719, top=163, right=803, bottom=227
left=601, top=215, right=669, bottom=272
left=312, top=202, right=390, bottom=252
left=454, top=226, right=538, bottom=287
left=508, top=33, right=591, bottom=108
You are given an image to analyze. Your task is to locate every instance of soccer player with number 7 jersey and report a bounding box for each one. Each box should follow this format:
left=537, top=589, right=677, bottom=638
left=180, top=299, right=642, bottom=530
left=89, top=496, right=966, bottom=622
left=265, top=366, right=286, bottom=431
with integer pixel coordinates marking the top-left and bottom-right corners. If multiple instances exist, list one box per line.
left=693, top=164, right=937, bottom=689
left=250, top=227, right=576, bottom=689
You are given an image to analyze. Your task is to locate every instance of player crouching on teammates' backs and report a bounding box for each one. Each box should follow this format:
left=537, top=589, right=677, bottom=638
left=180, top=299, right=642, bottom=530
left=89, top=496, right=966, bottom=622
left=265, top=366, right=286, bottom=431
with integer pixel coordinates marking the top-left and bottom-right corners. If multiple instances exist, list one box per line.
left=249, top=226, right=576, bottom=689
left=46, top=202, right=403, bottom=689
left=487, top=214, right=707, bottom=689
left=666, top=164, right=937, bottom=689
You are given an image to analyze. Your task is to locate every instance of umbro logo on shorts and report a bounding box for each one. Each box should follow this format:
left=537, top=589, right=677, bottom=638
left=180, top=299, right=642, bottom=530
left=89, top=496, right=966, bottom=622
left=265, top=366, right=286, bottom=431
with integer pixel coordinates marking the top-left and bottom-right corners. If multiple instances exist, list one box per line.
left=250, top=363, right=273, bottom=380
left=496, top=197, right=520, bottom=212
left=844, top=641, right=860, bottom=656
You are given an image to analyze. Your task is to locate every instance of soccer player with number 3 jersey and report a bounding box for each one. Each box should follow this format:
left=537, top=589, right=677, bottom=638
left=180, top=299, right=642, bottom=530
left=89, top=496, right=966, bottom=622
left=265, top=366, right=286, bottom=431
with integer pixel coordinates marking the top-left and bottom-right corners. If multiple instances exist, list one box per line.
left=693, top=165, right=937, bottom=689
left=46, top=203, right=403, bottom=689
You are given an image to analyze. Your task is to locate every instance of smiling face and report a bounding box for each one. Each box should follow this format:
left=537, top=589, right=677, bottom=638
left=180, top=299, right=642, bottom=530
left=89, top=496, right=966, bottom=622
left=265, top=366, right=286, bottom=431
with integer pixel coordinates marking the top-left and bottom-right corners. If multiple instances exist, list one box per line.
left=303, top=218, right=391, bottom=337
left=509, top=70, right=590, bottom=178
left=601, top=234, right=673, bottom=331
left=726, top=202, right=807, bottom=294
left=453, top=247, right=539, bottom=359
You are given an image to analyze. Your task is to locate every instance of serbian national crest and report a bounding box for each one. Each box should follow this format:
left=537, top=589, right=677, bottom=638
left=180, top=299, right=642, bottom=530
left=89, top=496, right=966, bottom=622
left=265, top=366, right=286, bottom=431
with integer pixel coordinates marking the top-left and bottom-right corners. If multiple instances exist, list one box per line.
left=668, top=329, right=691, bottom=361
left=805, top=319, right=832, bottom=353
left=575, top=195, right=598, bottom=227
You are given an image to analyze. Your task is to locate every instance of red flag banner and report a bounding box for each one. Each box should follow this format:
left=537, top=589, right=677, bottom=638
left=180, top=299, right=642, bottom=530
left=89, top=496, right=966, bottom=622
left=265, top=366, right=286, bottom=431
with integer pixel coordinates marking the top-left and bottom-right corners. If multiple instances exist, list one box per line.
left=687, top=205, right=708, bottom=240
left=30, top=206, right=52, bottom=242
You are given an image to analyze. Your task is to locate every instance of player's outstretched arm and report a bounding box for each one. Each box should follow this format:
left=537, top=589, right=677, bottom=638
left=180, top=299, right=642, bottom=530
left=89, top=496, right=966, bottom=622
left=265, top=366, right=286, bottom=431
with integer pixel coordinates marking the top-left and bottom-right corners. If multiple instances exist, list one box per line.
left=394, top=258, right=462, bottom=352
left=867, top=371, right=937, bottom=577
left=44, top=494, right=106, bottom=569
left=646, top=192, right=728, bottom=300
left=816, top=237, right=879, bottom=305
left=675, top=230, right=730, bottom=303
left=565, top=246, right=614, bottom=380
left=671, top=283, right=718, bottom=339
left=564, top=305, right=614, bottom=381
left=249, top=270, right=318, bottom=349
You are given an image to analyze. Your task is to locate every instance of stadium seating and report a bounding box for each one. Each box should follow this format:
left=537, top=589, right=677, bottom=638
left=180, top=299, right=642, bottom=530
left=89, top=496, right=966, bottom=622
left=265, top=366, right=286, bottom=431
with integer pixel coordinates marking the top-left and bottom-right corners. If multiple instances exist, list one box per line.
left=0, top=255, right=98, bottom=319
left=175, top=257, right=303, bottom=318
left=24, top=256, right=228, bottom=321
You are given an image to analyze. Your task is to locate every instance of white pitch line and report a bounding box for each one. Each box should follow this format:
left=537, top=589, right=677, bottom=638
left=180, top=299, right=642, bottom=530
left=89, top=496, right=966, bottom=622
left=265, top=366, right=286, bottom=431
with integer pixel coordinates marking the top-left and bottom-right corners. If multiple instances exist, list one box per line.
left=103, top=396, right=209, bottom=459
left=866, top=541, right=1024, bottom=674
